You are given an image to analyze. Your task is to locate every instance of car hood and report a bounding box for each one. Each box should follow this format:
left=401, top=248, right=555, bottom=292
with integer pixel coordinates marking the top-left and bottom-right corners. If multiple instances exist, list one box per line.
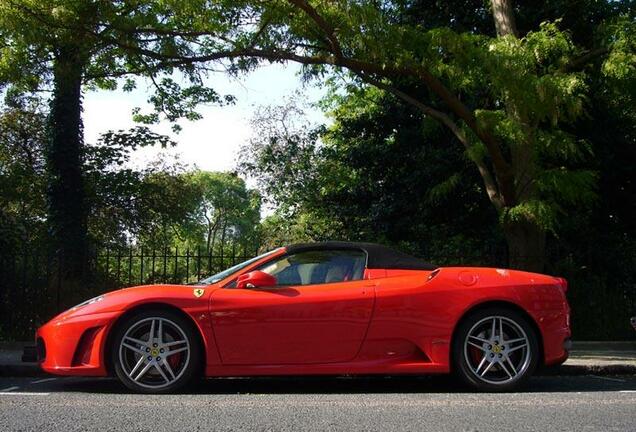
left=48, top=283, right=216, bottom=323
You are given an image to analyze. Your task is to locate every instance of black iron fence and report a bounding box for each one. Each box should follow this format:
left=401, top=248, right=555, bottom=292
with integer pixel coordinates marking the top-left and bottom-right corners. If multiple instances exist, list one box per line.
left=95, top=245, right=260, bottom=289
left=1, top=245, right=634, bottom=341
left=0, top=245, right=259, bottom=340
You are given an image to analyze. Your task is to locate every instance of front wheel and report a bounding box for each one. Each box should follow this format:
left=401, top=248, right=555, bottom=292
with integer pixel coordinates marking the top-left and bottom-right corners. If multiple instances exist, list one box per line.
left=111, top=309, right=201, bottom=393
left=452, top=307, right=539, bottom=391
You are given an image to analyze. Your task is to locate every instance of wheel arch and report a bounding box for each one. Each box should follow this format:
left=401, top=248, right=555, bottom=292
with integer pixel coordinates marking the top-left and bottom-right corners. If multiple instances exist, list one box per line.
left=449, top=300, right=544, bottom=369
left=103, top=302, right=206, bottom=376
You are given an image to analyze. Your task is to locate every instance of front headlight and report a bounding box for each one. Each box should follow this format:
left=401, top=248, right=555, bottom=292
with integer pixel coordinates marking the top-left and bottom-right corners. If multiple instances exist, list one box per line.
left=71, top=295, right=104, bottom=310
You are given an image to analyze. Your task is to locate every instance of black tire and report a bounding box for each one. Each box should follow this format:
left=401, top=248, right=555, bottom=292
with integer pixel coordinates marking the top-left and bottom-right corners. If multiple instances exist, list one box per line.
left=452, top=307, right=539, bottom=392
left=111, top=309, right=202, bottom=394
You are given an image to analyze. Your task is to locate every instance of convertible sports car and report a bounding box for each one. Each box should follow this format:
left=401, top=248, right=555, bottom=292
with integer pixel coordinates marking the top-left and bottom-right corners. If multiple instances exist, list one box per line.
left=31, top=241, right=571, bottom=393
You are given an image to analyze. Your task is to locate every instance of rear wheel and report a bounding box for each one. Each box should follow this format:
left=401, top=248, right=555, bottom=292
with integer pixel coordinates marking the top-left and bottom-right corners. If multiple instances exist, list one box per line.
left=452, top=307, right=539, bottom=391
left=111, top=309, right=201, bottom=393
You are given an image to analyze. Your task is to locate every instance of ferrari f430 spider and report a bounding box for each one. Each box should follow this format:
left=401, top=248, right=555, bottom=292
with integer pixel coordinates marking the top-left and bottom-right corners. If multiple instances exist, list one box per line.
left=31, top=242, right=571, bottom=393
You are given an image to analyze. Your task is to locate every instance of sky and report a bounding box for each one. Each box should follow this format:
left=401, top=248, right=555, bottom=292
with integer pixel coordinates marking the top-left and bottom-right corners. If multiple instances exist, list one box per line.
left=82, top=63, right=327, bottom=174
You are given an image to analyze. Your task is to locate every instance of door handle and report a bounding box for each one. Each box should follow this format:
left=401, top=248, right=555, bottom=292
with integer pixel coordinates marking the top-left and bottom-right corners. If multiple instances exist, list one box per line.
left=362, top=283, right=376, bottom=294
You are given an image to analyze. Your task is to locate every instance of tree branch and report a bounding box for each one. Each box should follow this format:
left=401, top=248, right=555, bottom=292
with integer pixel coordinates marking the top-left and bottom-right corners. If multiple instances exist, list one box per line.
left=287, top=0, right=343, bottom=59
left=90, top=30, right=516, bottom=205
left=563, top=47, right=610, bottom=72
left=357, top=73, right=504, bottom=210
left=10, top=0, right=514, bottom=206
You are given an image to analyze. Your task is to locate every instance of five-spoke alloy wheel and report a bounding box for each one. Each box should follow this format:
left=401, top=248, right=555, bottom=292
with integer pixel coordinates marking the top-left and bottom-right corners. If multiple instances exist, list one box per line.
left=112, top=309, right=201, bottom=393
left=452, top=307, right=538, bottom=391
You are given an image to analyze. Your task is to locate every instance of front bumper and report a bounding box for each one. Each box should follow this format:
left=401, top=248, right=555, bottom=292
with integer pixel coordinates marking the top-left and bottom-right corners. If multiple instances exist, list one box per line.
left=36, top=311, right=120, bottom=376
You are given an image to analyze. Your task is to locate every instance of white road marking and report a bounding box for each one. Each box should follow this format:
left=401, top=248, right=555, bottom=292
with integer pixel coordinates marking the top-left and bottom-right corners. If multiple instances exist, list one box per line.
left=0, top=386, right=19, bottom=392
left=31, top=378, right=57, bottom=384
left=619, top=390, right=636, bottom=393
left=0, top=392, right=50, bottom=396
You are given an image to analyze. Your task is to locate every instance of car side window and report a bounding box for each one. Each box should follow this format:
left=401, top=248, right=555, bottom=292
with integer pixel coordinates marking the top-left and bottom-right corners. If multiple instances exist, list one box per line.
left=258, top=250, right=367, bottom=286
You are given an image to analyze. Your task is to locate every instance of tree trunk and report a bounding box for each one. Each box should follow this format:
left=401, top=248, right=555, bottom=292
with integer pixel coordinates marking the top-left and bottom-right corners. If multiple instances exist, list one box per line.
left=503, top=219, right=546, bottom=272
left=491, top=0, right=518, bottom=36
left=46, top=44, right=88, bottom=276
left=490, top=0, right=548, bottom=272
left=206, top=224, right=213, bottom=252
left=210, top=229, right=218, bottom=254
left=220, top=218, right=228, bottom=252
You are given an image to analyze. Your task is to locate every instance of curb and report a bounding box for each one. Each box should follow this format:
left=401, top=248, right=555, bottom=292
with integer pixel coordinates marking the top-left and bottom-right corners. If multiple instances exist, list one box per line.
left=540, top=364, right=636, bottom=376
left=572, top=341, right=636, bottom=350
left=0, top=364, right=46, bottom=378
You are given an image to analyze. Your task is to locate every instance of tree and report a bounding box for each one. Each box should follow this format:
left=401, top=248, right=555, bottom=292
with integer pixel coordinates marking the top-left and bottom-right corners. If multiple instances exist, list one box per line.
left=242, top=0, right=632, bottom=270
left=0, top=0, right=235, bottom=273
left=84, top=129, right=194, bottom=249
left=240, top=91, right=502, bottom=262
left=185, top=171, right=261, bottom=253
left=0, top=93, right=48, bottom=252
left=239, top=100, right=323, bottom=214
left=238, top=100, right=350, bottom=249
left=120, top=169, right=261, bottom=254
left=1, top=0, right=633, bottom=271
left=241, top=1, right=636, bottom=338
left=0, top=94, right=189, bottom=252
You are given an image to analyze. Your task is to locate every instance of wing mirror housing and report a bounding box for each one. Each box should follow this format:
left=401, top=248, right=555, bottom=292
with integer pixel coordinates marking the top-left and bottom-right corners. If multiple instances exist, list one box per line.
left=236, top=271, right=277, bottom=289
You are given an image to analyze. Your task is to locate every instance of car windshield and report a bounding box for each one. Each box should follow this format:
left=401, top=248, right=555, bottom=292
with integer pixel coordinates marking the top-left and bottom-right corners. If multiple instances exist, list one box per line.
left=197, top=248, right=280, bottom=285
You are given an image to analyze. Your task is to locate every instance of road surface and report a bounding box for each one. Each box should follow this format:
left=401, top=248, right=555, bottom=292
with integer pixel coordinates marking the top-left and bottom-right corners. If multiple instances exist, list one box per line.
left=0, top=375, right=635, bottom=431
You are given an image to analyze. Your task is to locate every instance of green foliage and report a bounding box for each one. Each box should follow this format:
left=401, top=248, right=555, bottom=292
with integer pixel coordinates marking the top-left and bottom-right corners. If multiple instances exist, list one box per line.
left=177, top=171, right=261, bottom=252
left=0, top=0, right=634, bottom=339
left=0, top=95, right=48, bottom=250
left=502, top=199, right=558, bottom=231
left=600, top=16, right=636, bottom=84
left=259, top=211, right=344, bottom=251
left=132, top=79, right=237, bottom=133
left=239, top=0, right=636, bottom=338
left=537, top=168, right=597, bottom=207
left=238, top=99, right=325, bottom=214
left=427, top=173, right=462, bottom=203
left=86, top=154, right=261, bottom=254
left=229, top=1, right=628, bottom=251
left=97, top=127, right=177, bottom=154
left=242, top=89, right=501, bottom=259
left=0, top=0, right=237, bottom=129
left=1, top=0, right=632, bottom=266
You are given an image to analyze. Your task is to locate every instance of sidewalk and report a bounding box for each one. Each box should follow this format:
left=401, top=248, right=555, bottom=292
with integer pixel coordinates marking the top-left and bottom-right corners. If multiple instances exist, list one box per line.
left=549, top=341, right=636, bottom=376
left=0, top=342, right=41, bottom=377
left=1, top=341, right=635, bottom=377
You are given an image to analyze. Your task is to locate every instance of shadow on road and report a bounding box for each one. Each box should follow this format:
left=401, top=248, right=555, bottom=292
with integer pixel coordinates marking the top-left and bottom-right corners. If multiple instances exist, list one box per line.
left=34, top=374, right=636, bottom=395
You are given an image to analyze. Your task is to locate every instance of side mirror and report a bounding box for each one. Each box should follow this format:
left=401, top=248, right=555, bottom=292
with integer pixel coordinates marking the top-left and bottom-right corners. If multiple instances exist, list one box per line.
left=236, top=270, right=277, bottom=289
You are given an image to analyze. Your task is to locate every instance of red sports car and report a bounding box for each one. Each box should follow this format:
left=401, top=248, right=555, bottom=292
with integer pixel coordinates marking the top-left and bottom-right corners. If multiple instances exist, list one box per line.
left=32, top=242, right=571, bottom=393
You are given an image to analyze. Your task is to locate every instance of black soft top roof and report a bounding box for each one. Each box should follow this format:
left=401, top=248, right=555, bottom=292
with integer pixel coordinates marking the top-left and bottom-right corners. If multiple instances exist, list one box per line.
left=285, top=241, right=437, bottom=271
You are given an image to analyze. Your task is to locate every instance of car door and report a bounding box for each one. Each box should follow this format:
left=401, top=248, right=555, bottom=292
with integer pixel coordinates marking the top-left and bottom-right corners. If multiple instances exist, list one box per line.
left=210, top=249, right=375, bottom=365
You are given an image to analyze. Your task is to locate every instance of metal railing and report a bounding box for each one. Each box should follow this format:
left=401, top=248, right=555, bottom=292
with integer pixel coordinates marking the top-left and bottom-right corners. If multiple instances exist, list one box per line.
left=0, top=245, right=260, bottom=340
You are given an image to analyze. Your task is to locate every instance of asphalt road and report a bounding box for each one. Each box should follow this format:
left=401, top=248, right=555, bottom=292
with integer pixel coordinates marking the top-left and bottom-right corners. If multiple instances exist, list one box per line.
left=0, top=375, right=635, bottom=431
